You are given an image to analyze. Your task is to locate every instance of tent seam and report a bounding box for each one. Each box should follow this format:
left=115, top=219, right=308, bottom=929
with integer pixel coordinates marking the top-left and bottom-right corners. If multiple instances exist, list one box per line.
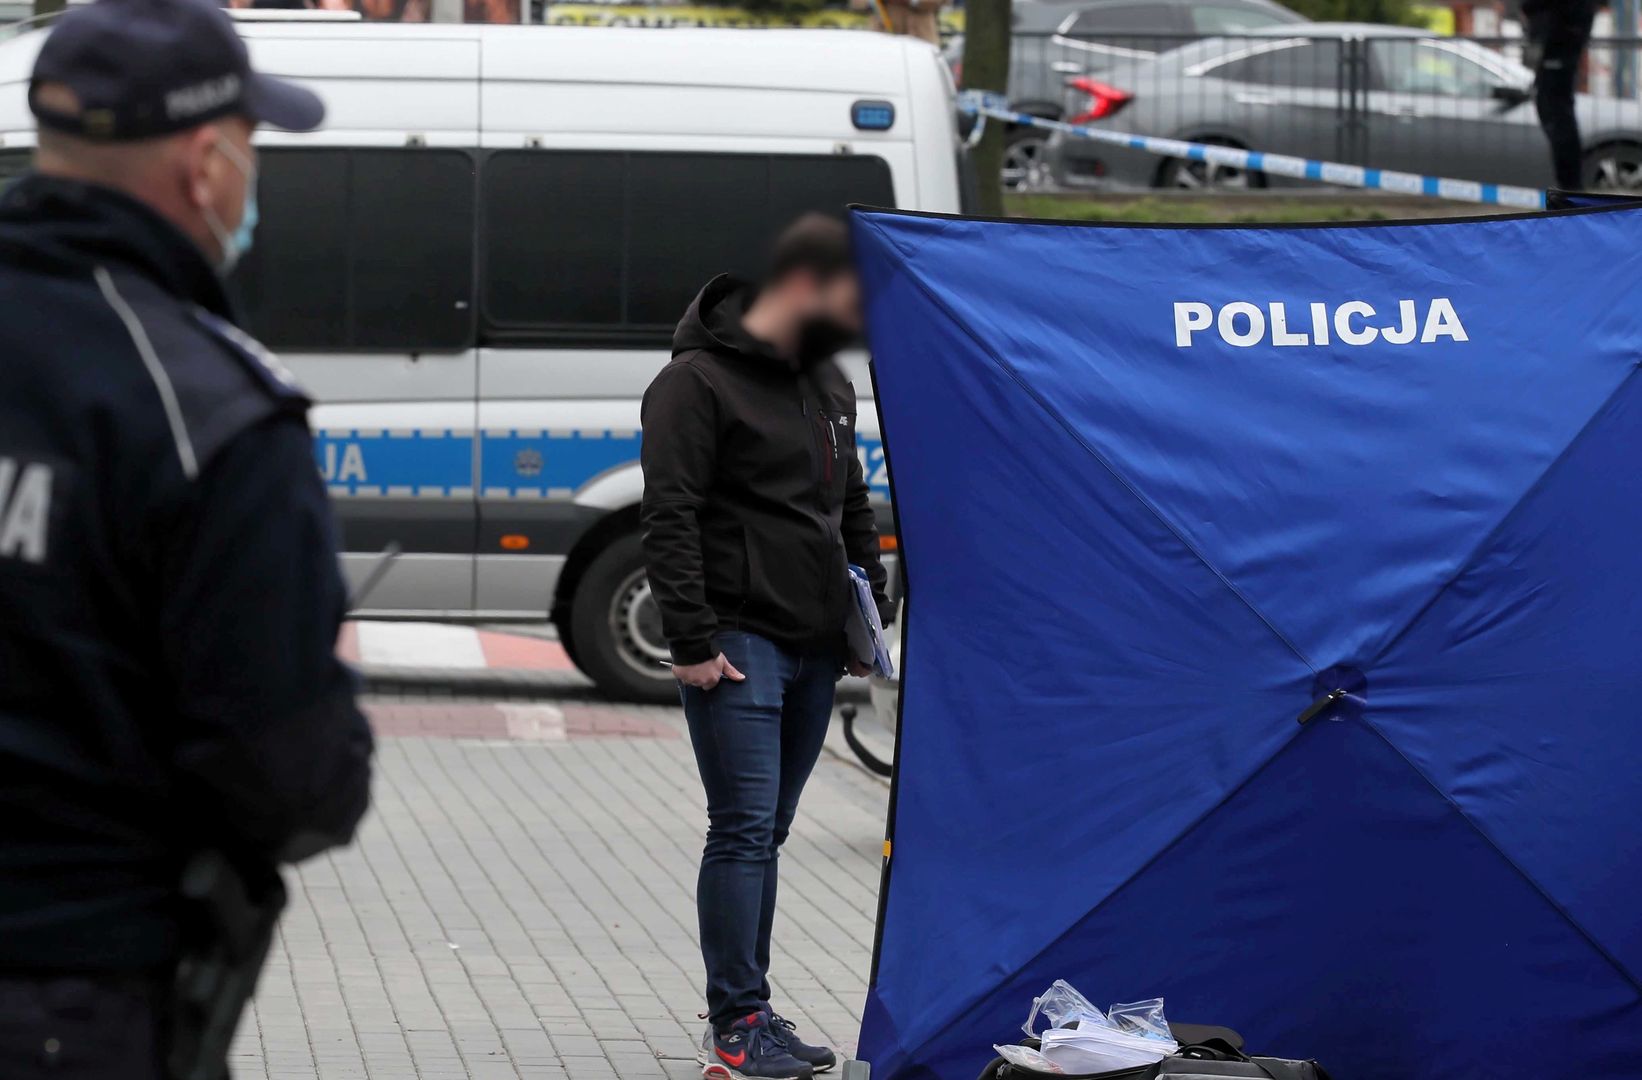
left=1354, top=716, right=1642, bottom=996
left=875, top=719, right=1316, bottom=1071
left=851, top=214, right=949, bottom=315
left=1351, top=365, right=1642, bottom=998
left=1364, top=364, right=1642, bottom=669
left=856, top=208, right=958, bottom=264
left=859, top=216, right=1318, bottom=675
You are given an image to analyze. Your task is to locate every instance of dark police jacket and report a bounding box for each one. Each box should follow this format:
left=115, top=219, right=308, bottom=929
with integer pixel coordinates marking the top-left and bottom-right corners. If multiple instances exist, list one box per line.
left=0, top=176, right=373, bottom=972
left=640, top=274, right=889, bottom=666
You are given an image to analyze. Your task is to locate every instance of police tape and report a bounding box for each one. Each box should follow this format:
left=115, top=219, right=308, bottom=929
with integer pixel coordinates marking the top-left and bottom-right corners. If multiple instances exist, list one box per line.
left=957, top=89, right=1547, bottom=211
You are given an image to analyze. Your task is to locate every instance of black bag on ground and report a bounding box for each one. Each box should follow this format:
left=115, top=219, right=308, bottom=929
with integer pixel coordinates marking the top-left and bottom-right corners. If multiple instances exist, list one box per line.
left=976, top=1025, right=1334, bottom=1080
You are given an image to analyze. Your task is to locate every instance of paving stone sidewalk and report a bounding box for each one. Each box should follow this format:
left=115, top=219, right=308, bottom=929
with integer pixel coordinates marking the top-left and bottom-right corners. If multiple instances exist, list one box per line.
left=230, top=697, right=891, bottom=1080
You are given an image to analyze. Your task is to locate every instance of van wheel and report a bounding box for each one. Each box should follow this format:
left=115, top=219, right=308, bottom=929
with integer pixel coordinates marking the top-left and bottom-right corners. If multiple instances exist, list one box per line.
left=555, top=619, right=581, bottom=670
left=570, top=534, right=678, bottom=704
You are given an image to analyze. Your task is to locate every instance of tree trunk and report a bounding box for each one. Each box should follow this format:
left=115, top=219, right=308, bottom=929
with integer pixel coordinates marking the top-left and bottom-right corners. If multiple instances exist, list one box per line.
left=960, top=0, right=1011, bottom=214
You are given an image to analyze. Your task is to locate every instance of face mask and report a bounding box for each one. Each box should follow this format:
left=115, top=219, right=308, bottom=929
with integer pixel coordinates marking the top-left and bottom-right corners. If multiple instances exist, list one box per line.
left=202, top=134, right=258, bottom=276
left=797, top=316, right=859, bottom=361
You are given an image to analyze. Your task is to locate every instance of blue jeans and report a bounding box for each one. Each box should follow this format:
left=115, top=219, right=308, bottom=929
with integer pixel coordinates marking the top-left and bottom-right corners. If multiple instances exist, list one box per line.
left=682, top=630, right=840, bottom=1030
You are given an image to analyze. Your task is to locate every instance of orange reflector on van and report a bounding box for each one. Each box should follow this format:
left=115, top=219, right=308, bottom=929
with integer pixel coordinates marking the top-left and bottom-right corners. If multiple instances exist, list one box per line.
left=500, top=534, right=530, bottom=551
left=879, top=535, right=899, bottom=552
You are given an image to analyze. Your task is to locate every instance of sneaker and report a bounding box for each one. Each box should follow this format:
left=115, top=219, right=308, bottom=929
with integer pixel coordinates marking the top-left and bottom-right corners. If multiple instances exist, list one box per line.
left=768, top=1013, right=836, bottom=1074
left=701, top=1011, right=814, bottom=1080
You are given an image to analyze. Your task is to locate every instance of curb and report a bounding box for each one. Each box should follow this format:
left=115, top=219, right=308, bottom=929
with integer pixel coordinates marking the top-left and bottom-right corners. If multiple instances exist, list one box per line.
left=357, top=664, right=601, bottom=699
left=360, top=663, right=880, bottom=706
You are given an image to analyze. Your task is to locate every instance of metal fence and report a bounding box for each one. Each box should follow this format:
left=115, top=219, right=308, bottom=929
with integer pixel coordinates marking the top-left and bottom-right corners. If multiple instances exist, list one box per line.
left=995, top=30, right=1642, bottom=194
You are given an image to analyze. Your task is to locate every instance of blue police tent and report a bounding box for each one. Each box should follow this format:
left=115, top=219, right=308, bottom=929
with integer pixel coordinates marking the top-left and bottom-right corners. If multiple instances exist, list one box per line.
left=850, top=205, right=1642, bottom=1080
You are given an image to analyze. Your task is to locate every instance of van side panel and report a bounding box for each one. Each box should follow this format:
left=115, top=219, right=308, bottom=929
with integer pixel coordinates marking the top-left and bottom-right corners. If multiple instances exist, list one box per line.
left=479, top=29, right=911, bottom=96
left=246, top=37, right=482, bottom=140
left=243, top=38, right=485, bottom=616
left=904, top=44, right=965, bottom=213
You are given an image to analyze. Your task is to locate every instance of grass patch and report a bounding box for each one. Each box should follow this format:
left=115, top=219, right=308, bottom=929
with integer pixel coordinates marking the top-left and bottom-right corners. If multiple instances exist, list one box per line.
left=1005, top=194, right=1394, bottom=224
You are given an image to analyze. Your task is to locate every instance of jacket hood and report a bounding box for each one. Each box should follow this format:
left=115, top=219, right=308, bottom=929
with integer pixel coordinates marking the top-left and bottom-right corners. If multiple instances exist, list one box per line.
left=673, top=273, right=799, bottom=373
left=0, top=174, right=235, bottom=320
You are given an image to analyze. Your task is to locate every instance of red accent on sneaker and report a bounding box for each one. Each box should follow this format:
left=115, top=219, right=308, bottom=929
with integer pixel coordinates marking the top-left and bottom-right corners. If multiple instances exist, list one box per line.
left=744, top=1012, right=764, bottom=1026
left=716, top=1048, right=748, bottom=1068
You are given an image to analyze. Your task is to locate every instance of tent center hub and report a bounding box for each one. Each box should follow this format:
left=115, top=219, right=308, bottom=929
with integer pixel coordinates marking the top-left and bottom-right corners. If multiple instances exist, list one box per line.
left=1305, top=664, right=1368, bottom=724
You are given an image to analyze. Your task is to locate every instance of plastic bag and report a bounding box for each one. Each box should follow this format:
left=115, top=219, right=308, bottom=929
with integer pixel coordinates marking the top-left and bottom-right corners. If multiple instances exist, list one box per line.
left=993, top=1043, right=1067, bottom=1074
left=1038, top=1023, right=1177, bottom=1074
left=1019, top=981, right=1178, bottom=1073
left=1107, top=998, right=1173, bottom=1043
left=1023, top=980, right=1116, bottom=1037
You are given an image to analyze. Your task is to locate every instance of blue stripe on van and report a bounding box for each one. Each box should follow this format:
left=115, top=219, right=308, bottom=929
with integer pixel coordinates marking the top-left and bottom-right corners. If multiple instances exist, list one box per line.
left=478, top=430, right=644, bottom=497
left=316, top=429, right=894, bottom=500
left=315, top=430, right=474, bottom=497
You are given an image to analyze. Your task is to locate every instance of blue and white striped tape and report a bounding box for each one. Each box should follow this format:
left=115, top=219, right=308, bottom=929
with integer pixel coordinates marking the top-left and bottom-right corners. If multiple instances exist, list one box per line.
left=958, top=89, right=1547, bottom=210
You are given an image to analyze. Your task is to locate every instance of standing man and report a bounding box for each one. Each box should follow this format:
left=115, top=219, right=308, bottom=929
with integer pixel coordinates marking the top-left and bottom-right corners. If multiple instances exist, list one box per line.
left=0, top=0, right=373, bottom=1076
left=1524, top=0, right=1602, bottom=190
left=641, top=215, right=890, bottom=1080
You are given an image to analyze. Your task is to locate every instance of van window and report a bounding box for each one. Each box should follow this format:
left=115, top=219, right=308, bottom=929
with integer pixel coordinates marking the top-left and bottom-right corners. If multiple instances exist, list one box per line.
left=236, top=148, right=476, bottom=351
left=480, top=150, right=894, bottom=345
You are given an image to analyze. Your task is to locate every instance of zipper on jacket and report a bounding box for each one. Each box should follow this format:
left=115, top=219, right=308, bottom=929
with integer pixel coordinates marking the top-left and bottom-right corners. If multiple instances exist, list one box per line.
left=822, top=414, right=836, bottom=486
left=799, top=379, right=841, bottom=625
left=799, top=383, right=832, bottom=498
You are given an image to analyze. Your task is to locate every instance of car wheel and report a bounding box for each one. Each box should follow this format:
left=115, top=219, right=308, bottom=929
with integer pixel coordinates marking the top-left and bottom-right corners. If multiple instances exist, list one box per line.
left=1158, top=138, right=1263, bottom=191
left=1583, top=142, right=1642, bottom=192
left=569, top=533, right=678, bottom=704
left=1002, top=127, right=1053, bottom=192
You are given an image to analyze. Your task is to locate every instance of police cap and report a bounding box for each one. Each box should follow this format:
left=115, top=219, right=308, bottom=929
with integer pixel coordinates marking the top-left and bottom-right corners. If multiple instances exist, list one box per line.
left=29, top=0, right=324, bottom=141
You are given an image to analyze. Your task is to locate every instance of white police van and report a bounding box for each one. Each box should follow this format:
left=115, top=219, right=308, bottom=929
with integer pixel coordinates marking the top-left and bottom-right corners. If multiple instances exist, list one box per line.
left=0, top=19, right=964, bottom=701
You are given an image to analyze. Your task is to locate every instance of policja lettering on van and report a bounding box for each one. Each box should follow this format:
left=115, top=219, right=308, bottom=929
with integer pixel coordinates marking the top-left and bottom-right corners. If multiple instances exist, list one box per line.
left=320, top=441, right=367, bottom=485
left=0, top=457, right=53, bottom=564
left=1173, top=299, right=1469, bottom=348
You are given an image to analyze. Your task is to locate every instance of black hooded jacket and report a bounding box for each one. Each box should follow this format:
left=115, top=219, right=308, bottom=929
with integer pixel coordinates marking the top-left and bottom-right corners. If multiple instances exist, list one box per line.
left=0, top=176, right=372, bottom=972
left=640, top=275, right=889, bottom=665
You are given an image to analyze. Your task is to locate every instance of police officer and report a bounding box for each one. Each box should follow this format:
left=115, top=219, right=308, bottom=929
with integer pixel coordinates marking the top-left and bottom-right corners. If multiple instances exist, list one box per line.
left=0, top=0, right=373, bottom=1076
left=1523, top=0, right=1602, bottom=190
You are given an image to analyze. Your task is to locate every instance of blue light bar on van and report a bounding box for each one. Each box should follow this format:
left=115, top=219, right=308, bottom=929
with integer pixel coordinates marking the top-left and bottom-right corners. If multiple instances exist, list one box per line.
left=852, top=100, right=895, bottom=131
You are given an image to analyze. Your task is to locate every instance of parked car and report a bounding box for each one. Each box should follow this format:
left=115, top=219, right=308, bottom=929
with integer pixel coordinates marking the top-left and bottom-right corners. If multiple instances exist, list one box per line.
left=944, top=0, right=1305, bottom=188
left=1046, top=24, right=1642, bottom=192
